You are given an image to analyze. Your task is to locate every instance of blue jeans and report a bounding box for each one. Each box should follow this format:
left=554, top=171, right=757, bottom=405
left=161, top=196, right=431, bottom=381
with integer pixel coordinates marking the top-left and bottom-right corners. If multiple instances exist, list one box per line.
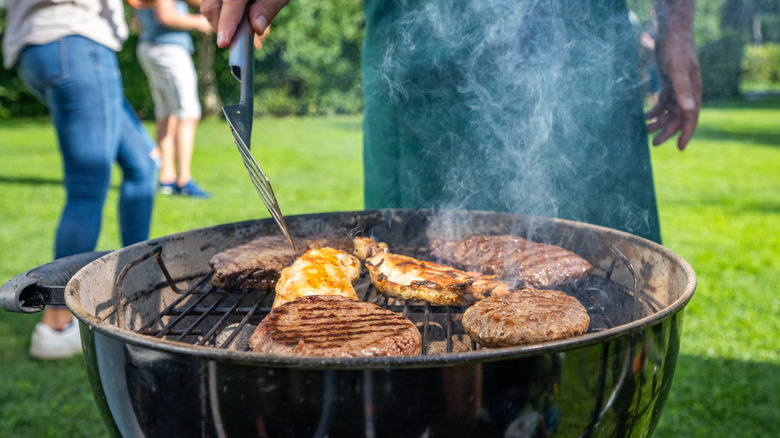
left=17, top=36, right=157, bottom=259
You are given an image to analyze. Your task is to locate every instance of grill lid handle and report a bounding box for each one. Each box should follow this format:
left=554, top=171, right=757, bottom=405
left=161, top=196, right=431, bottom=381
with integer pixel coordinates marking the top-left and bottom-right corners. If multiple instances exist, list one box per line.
left=0, top=251, right=110, bottom=313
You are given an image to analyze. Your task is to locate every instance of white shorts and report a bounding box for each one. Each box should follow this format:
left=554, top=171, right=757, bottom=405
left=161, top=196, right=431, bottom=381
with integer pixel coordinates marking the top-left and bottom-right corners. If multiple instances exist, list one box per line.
left=137, top=41, right=202, bottom=120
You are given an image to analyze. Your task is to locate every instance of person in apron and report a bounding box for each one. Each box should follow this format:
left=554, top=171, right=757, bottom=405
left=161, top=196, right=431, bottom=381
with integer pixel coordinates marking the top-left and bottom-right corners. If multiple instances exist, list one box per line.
left=362, top=1, right=664, bottom=241
left=202, top=0, right=701, bottom=244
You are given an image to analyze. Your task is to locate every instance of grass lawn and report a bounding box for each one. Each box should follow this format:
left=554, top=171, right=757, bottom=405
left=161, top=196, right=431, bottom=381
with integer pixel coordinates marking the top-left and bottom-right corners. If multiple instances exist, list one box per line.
left=0, top=101, right=778, bottom=437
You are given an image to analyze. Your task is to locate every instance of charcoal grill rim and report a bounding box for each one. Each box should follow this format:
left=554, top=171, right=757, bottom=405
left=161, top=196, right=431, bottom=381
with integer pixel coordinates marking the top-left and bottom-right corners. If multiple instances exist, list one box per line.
left=66, top=209, right=697, bottom=369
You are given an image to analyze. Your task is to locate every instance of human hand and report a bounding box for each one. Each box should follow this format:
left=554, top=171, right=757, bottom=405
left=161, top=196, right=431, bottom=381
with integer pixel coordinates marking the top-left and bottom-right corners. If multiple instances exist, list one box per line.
left=196, top=15, right=214, bottom=34
left=200, top=0, right=289, bottom=48
left=646, top=0, right=701, bottom=150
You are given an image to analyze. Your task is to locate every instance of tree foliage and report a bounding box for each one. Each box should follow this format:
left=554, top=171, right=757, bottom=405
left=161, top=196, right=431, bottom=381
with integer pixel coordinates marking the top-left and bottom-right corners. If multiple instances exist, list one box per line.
left=0, top=0, right=364, bottom=120
left=743, top=43, right=780, bottom=84
left=5, top=0, right=780, bottom=119
left=630, top=0, right=780, bottom=99
left=253, top=0, right=364, bottom=116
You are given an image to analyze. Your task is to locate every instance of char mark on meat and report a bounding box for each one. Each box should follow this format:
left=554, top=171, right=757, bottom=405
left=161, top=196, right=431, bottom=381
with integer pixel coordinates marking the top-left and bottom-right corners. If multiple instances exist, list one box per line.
left=430, top=234, right=593, bottom=290
left=272, top=247, right=361, bottom=308
left=365, top=251, right=512, bottom=306
left=249, top=295, right=422, bottom=357
left=210, top=232, right=354, bottom=291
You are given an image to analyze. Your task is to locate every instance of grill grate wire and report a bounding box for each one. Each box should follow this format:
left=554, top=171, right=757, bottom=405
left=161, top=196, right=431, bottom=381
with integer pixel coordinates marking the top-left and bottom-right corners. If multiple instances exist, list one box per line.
left=113, top=246, right=645, bottom=354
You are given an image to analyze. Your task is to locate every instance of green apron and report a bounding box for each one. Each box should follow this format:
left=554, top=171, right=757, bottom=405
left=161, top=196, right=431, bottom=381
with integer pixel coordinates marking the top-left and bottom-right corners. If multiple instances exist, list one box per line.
left=362, top=0, right=661, bottom=243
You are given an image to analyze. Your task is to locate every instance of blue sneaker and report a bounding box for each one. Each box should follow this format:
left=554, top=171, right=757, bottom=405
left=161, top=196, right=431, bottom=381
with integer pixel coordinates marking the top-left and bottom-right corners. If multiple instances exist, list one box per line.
left=159, top=182, right=177, bottom=195
left=177, top=180, right=211, bottom=198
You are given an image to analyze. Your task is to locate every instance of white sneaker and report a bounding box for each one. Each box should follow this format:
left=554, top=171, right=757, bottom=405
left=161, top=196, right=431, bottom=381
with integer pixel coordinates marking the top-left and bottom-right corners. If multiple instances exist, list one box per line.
left=29, top=318, right=83, bottom=360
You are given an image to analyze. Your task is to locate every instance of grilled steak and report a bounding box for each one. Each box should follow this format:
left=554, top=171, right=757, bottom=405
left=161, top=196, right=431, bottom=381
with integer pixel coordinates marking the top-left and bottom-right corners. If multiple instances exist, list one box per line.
left=210, top=233, right=353, bottom=290
left=273, top=247, right=361, bottom=308
left=430, top=234, right=593, bottom=290
left=462, top=289, right=590, bottom=347
left=365, top=251, right=513, bottom=306
left=249, top=295, right=422, bottom=357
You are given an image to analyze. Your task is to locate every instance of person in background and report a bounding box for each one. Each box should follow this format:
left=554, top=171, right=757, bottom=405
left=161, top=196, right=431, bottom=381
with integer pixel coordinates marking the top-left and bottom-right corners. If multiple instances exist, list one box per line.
left=135, top=0, right=213, bottom=198
left=201, top=0, right=701, bottom=245
left=2, top=0, right=158, bottom=359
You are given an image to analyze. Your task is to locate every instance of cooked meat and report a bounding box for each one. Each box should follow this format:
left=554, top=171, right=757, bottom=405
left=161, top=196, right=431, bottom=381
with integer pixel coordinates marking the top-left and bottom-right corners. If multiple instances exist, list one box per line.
left=273, top=247, right=361, bottom=308
left=210, top=233, right=353, bottom=290
left=430, top=234, right=593, bottom=290
left=462, top=289, right=590, bottom=347
left=353, top=236, right=388, bottom=261
left=249, top=295, right=422, bottom=357
left=365, top=252, right=513, bottom=306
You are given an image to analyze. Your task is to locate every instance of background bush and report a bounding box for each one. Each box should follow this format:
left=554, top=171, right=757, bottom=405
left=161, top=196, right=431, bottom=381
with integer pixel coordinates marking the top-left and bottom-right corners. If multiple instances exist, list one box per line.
left=4, top=0, right=780, bottom=119
left=120, top=0, right=365, bottom=119
left=698, top=32, right=745, bottom=99
left=741, top=42, right=780, bottom=85
left=0, top=0, right=364, bottom=120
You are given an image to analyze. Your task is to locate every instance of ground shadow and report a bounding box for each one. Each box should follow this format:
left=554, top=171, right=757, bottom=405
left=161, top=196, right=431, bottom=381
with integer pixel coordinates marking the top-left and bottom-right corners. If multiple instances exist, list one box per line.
left=0, top=174, right=62, bottom=186
left=705, top=95, right=780, bottom=110
left=694, top=97, right=780, bottom=146
left=660, top=198, right=780, bottom=216
left=691, top=125, right=780, bottom=147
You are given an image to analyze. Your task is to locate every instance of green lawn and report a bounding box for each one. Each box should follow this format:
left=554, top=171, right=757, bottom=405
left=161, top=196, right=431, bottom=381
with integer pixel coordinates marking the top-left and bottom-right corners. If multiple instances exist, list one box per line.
left=0, top=102, right=778, bottom=437
left=649, top=98, right=779, bottom=437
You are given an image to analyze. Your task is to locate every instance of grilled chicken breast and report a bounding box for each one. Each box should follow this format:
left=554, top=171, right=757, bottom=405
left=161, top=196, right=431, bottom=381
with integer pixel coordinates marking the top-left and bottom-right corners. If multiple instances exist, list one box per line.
left=210, top=233, right=353, bottom=291
left=430, top=234, right=593, bottom=290
left=462, top=289, right=590, bottom=347
left=353, top=236, right=388, bottom=261
left=273, top=247, right=361, bottom=308
left=249, top=295, right=422, bottom=357
left=365, top=251, right=513, bottom=306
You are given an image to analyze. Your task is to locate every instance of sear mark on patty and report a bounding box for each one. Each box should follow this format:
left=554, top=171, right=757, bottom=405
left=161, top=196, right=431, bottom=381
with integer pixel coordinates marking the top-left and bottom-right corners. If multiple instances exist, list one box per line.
left=249, top=295, right=422, bottom=357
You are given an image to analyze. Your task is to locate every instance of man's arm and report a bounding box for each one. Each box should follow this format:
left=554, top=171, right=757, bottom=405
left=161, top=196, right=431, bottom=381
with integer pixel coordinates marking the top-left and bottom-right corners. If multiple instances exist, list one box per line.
left=156, top=0, right=212, bottom=34
left=646, top=0, right=702, bottom=150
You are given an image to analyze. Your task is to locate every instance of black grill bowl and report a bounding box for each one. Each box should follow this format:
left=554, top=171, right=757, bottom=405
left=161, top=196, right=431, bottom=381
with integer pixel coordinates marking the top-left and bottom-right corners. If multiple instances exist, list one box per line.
left=64, top=209, right=695, bottom=437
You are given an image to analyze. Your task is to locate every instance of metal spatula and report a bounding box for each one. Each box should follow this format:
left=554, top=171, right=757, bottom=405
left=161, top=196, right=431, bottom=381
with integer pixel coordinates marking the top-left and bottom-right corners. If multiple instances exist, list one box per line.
left=223, top=17, right=295, bottom=249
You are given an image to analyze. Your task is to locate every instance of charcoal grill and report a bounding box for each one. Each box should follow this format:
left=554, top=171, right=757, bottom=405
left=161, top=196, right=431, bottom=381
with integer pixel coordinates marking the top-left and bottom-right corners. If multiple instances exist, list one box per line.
left=1, top=209, right=696, bottom=437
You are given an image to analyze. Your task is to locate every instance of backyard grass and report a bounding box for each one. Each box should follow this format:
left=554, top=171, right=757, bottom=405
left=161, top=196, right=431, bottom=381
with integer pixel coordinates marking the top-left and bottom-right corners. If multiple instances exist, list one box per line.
left=0, top=101, right=778, bottom=437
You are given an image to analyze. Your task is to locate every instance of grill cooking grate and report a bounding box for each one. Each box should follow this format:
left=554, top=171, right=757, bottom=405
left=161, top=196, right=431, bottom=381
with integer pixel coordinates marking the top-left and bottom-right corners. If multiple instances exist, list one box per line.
left=113, top=246, right=653, bottom=354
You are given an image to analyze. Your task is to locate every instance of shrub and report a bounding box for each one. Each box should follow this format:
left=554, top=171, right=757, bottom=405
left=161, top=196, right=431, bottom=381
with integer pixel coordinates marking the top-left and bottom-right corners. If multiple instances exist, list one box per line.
left=699, top=33, right=744, bottom=100
left=742, top=43, right=780, bottom=85
left=0, top=0, right=364, bottom=120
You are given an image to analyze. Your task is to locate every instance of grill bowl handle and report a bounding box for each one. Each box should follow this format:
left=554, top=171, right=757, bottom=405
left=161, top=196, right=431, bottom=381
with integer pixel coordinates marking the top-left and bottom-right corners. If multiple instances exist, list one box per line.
left=0, top=251, right=110, bottom=313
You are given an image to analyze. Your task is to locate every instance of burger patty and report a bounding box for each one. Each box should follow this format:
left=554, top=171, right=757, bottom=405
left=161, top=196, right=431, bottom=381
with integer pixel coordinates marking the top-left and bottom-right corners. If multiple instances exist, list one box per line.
left=210, top=233, right=354, bottom=291
left=365, top=251, right=513, bottom=306
left=249, top=295, right=422, bottom=357
left=430, top=234, right=593, bottom=290
left=462, top=289, right=590, bottom=347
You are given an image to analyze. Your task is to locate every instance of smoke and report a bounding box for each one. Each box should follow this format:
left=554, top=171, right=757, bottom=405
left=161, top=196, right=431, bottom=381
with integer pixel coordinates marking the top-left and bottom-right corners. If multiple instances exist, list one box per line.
left=366, top=0, right=656, bottom=240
